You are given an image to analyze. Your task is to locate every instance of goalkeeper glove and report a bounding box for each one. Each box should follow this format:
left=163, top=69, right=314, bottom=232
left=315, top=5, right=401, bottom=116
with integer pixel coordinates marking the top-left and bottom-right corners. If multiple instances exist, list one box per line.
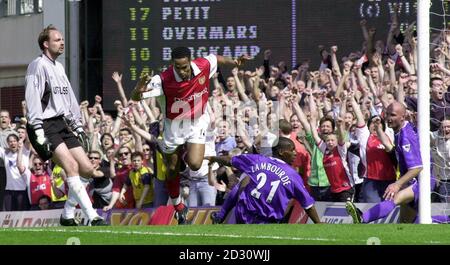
left=35, top=128, right=47, bottom=145
left=74, top=127, right=91, bottom=152
left=32, top=128, right=52, bottom=160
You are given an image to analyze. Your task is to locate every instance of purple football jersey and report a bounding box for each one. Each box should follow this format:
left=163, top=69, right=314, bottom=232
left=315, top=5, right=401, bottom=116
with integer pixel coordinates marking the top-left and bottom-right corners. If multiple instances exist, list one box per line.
left=395, top=122, right=436, bottom=208
left=395, top=122, right=422, bottom=176
left=229, top=154, right=315, bottom=224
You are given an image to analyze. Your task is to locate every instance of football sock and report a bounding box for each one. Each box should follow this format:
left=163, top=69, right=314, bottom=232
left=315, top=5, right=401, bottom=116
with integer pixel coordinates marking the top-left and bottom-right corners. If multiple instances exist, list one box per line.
left=66, top=176, right=98, bottom=220
left=431, top=215, right=450, bottom=223
left=62, top=188, right=78, bottom=219
left=167, top=176, right=185, bottom=211
left=362, top=200, right=396, bottom=223
left=173, top=200, right=185, bottom=212
left=167, top=176, right=180, bottom=198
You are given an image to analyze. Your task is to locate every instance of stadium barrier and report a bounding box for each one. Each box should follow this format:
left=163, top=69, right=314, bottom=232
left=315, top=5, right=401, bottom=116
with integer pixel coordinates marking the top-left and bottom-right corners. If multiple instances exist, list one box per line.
left=0, top=201, right=308, bottom=227
left=311, top=202, right=450, bottom=224
left=1, top=202, right=448, bottom=227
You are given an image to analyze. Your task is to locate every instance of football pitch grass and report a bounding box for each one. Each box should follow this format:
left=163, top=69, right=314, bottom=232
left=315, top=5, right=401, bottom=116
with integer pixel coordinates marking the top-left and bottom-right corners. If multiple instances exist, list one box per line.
left=1, top=224, right=450, bottom=245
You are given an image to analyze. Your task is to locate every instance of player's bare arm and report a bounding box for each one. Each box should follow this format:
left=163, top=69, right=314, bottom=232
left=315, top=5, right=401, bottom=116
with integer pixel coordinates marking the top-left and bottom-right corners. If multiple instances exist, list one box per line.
left=206, top=155, right=232, bottom=167
left=217, top=54, right=252, bottom=67
left=130, top=72, right=153, bottom=101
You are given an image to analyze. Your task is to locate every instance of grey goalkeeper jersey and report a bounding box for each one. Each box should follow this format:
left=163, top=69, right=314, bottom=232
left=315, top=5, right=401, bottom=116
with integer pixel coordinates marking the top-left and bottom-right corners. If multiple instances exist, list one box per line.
left=25, top=54, right=82, bottom=130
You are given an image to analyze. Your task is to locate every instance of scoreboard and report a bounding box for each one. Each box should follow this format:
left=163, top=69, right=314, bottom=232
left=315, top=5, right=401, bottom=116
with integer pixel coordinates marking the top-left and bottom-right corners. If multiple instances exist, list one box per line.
left=102, top=0, right=432, bottom=109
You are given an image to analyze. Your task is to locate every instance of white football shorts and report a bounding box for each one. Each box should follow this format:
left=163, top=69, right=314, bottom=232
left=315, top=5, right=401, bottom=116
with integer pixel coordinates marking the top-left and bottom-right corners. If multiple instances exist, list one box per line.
left=158, top=111, right=210, bottom=154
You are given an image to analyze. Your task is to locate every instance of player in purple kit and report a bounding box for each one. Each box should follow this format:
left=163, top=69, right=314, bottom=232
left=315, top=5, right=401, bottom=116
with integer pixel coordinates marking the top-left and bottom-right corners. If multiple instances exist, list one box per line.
left=346, top=102, right=437, bottom=223
left=207, top=137, right=322, bottom=224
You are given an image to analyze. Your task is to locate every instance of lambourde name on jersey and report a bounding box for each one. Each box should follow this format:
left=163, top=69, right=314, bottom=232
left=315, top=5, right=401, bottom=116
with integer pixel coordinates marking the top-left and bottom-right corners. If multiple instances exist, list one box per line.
left=251, top=162, right=291, bottom=186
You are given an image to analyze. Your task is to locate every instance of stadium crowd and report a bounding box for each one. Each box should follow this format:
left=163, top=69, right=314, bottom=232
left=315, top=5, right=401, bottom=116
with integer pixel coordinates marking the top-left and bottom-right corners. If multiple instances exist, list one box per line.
left=1, top=9, right=450, bottom=215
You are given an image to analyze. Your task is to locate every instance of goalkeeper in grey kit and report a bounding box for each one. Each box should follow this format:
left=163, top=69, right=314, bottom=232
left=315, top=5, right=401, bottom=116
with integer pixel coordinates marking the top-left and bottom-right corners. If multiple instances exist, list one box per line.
left=25, top=25, right=106, bottom=226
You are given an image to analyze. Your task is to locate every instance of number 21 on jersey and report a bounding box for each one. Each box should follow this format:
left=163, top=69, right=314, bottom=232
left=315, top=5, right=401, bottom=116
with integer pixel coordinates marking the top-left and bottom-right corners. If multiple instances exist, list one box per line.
left=250, top=172, right=280, bottom=203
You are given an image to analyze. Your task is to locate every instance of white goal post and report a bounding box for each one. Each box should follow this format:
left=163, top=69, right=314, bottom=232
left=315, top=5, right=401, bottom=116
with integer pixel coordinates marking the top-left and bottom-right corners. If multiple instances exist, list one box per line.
left=418, top=0, right=432, bottom=224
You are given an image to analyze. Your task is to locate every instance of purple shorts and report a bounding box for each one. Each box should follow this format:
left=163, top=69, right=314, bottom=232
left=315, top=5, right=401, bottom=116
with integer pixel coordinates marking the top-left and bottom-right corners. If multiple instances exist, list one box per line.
left=411, top=176, right=436, bottom=210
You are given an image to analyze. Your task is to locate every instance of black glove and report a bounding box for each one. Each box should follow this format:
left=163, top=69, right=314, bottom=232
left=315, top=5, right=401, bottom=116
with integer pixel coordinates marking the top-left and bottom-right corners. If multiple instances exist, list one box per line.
left=74, top=127, right=91, bottom=152
left=27, top=126, right=52, bottom=161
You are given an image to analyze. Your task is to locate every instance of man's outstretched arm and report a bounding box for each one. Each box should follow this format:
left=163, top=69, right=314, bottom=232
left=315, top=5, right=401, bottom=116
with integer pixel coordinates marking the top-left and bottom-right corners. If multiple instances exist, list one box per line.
left=217, top=55, right=252, bottom=68
left=130, top=74, right=163, bottom=101
left=206, top=155, right=232, bottom=167
left=305, top=206, right=323, bottom=224
left=212, top=175, right=250, bottom=224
